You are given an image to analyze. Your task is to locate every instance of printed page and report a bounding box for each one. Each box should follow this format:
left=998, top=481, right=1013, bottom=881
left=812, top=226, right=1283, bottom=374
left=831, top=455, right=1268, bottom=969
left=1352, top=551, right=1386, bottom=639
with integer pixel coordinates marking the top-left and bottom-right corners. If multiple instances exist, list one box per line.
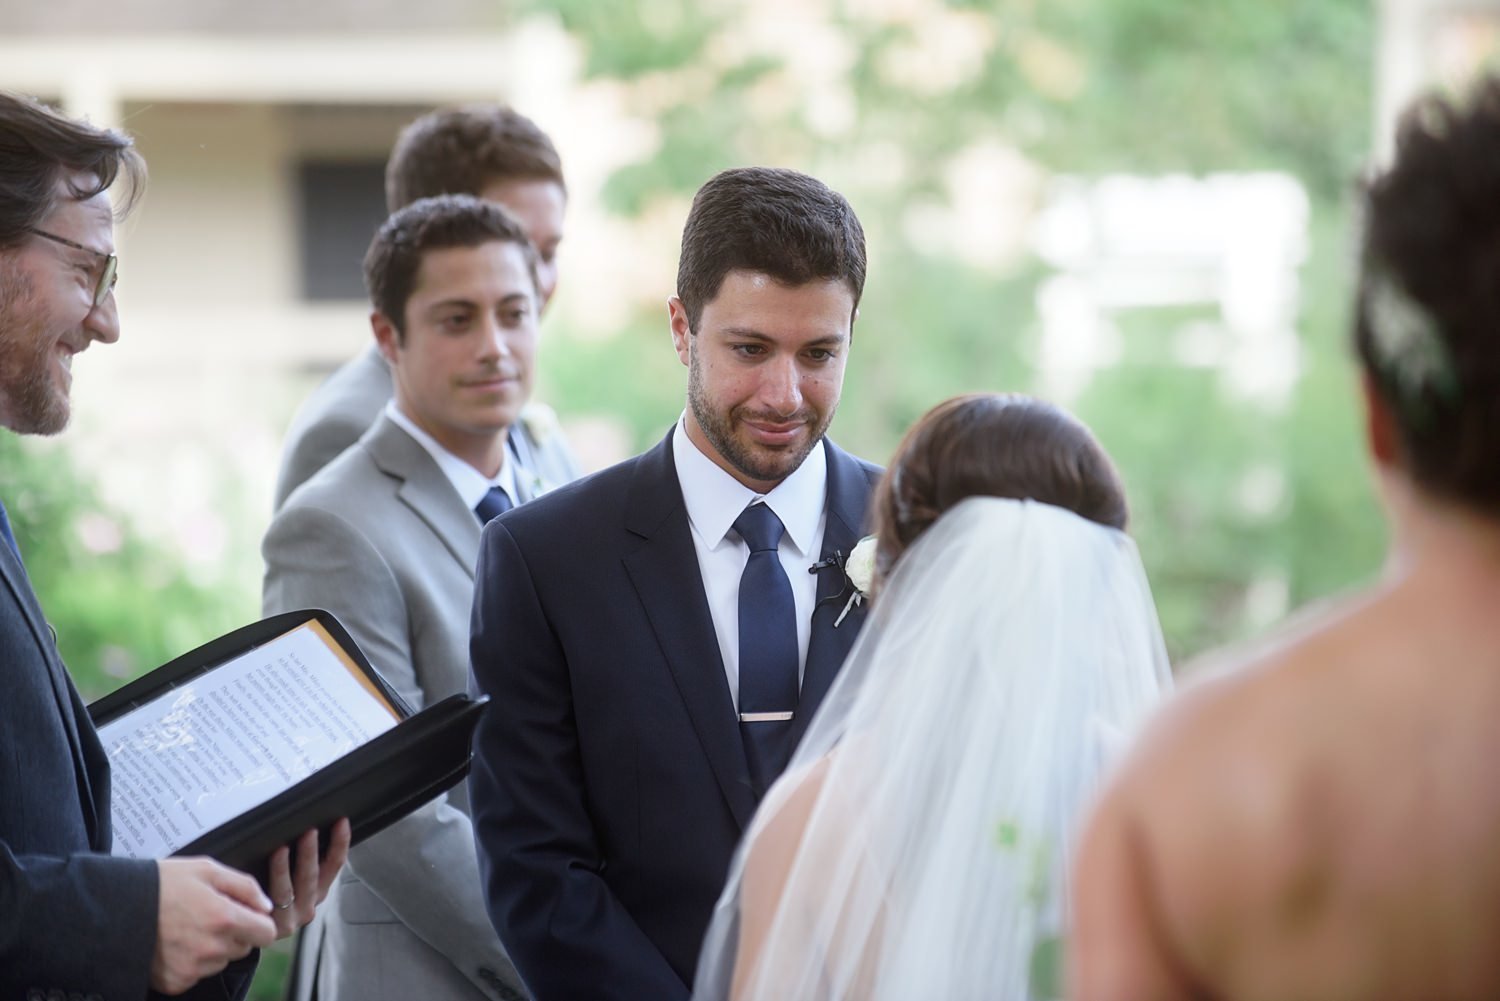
left=100, top=621, right=399, bottom=859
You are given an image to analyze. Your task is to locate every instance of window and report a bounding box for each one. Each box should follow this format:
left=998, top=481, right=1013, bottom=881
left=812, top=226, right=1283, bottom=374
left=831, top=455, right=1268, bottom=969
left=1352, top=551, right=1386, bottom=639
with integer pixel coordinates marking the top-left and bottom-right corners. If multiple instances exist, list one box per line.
left=296, top=159, right=389, bottom=301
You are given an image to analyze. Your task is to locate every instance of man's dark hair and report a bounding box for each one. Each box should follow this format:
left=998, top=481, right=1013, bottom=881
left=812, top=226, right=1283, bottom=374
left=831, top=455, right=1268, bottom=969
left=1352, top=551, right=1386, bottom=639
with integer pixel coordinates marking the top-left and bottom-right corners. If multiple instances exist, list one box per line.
left=0, top=91, right=145, bottom=248
left=872, top=393, right=1127, bottom=590
left=1354, top=74, right=1500, bottom=515
left=385, top=105, right=565, bottom=213
left=675, top=166, right=866, bottom=333
left=363, top=193, right=537, bottom=342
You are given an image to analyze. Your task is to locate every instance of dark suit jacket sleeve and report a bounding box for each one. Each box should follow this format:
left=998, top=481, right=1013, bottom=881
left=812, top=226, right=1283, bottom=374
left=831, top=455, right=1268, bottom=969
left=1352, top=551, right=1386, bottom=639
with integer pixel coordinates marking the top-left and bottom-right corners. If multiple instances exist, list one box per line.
left=0, top=841, right=158, bottom=999
left=1, top=790, right=258, bottom=1001
left=1, top=563, right=258, bottom=1000
left=469, top=520, right=689, bottom=1001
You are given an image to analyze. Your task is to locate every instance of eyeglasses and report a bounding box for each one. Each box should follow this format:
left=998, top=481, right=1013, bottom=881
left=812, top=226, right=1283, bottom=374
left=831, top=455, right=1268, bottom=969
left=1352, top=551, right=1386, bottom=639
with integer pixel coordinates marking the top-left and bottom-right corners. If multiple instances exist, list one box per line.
left=26, top=227, right=118, bottom=308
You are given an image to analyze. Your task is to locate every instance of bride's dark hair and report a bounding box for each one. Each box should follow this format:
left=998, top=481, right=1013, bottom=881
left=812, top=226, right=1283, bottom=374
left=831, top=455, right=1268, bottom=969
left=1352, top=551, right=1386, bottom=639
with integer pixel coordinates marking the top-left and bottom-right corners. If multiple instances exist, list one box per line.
left=871, top=393, right=1128, bottom=589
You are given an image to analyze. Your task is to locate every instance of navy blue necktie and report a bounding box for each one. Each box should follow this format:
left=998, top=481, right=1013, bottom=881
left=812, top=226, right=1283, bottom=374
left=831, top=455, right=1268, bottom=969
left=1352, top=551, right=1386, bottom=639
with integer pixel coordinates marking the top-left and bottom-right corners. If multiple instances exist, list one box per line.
left=474, top=486, right=513, bottom=525
left=734, top=502, right=799, bottom=798
left=0, top=498, right=19, bottom=561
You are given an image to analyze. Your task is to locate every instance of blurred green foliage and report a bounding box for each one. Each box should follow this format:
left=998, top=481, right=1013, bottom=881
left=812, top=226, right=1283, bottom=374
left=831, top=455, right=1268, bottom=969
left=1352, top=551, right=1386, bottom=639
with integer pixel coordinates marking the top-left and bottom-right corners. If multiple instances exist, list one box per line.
left=249, top=943, right=294, bottom=1001
left=0, top=433, right=253, bottom=701
left=1023, top=0, right=1375, bottom=197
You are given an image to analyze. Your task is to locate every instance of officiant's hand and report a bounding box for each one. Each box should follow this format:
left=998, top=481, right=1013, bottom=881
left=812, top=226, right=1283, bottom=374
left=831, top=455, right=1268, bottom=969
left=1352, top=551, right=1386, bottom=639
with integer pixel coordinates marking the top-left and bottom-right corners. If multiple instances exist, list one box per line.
left=152, top=857, right=277, bottom=994
left=267, top=817, right=352, bottom=938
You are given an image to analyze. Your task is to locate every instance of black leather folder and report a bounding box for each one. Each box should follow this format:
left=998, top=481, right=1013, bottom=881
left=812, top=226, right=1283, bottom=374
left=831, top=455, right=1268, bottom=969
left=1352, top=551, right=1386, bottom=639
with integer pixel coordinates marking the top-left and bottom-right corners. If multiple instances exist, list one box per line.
left=89, top=608, right=487, bottom=885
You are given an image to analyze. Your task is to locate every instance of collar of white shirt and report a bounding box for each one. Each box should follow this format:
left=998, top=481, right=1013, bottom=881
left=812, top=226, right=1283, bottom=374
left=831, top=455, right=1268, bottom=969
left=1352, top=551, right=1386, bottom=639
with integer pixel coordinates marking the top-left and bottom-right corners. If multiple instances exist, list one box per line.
left=671, top=414, right=826, bottom=558
left=384, top=401, right=518, bottom=511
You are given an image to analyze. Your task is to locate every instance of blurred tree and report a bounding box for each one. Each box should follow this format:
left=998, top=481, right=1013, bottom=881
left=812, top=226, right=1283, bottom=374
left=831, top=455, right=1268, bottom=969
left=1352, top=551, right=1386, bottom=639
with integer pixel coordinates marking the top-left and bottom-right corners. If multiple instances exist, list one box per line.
left=0, top=433, right=252, bottom=701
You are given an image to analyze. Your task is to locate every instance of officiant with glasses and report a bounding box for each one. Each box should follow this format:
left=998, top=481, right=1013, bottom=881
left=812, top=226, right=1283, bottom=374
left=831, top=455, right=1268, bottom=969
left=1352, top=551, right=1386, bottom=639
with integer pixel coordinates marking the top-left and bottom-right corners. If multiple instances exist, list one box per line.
left=0, top=89, right=346, bottom=1001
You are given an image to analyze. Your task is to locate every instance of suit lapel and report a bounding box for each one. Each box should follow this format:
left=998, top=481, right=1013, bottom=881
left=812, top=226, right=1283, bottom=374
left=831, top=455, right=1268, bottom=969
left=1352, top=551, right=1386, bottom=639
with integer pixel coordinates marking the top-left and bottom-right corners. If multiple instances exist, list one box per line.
left=507, top=425, right=536, bottom=504
left=791, top=440, right=878, bottom=748
left=0, top=539, right=100, bottom=840
left=364, top=416, right=482, bottom=577
left=621, top=434, right=758, bottom=830
left=509, top=419, right=574, bottom=502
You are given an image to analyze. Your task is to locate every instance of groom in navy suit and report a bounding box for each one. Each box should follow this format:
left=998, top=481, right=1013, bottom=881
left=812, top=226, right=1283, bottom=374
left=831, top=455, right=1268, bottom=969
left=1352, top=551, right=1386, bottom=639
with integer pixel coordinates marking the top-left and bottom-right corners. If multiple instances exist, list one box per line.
left=469, top=166, right=880, bottom=999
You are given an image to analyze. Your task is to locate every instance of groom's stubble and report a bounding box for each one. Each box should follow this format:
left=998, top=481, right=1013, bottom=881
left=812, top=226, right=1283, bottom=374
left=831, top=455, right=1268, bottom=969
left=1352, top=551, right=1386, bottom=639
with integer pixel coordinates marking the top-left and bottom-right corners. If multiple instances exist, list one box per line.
left=686, top=334, right=837, bottom=489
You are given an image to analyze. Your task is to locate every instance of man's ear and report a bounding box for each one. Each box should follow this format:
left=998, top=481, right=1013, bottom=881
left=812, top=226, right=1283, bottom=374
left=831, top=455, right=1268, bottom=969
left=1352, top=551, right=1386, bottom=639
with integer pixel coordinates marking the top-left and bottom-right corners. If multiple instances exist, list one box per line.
left=667, top=296, right=692, bottom=367
left=1361, top=371, right=1401, bottom=468
left=372, top=311, right=401, bottom=366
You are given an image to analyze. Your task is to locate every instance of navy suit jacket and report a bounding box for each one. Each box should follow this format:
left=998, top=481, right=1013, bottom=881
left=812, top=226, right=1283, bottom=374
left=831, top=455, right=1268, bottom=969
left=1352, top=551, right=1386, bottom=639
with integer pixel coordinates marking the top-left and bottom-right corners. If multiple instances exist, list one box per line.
left=0, top=534, right=254, bottom=1001
left=469, top=432, right=881, bottom=1000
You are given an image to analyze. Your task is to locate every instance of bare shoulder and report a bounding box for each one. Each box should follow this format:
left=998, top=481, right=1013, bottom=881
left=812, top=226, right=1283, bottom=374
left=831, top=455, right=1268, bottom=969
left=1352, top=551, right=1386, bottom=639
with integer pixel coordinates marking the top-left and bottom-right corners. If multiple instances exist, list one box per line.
left=746, top=756, right=834, bottom=878
left=1104, top=591, right=1416, bottom=954
left=1118, top=589, right=1379, bottom=801
left=1083, top=575, right=1500, bottom=996
left=1094, top=595, right=1383, bottom=938
left=736, top=755, right=836, bottom=987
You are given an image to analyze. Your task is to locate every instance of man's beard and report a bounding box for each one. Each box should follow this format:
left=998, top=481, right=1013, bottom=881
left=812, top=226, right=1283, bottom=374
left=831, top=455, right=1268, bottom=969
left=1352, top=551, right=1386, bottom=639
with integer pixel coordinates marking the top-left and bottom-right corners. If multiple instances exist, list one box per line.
left=686, top=343, right=833, bottom=486
left=0, top=270, right=70, bottom=436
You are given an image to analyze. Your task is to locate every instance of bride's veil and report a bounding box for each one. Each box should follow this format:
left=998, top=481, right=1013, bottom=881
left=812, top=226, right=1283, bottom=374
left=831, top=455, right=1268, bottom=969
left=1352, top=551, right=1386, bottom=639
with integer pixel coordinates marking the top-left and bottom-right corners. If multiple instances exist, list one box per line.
left=693, top=496, right=1172, bottom=1000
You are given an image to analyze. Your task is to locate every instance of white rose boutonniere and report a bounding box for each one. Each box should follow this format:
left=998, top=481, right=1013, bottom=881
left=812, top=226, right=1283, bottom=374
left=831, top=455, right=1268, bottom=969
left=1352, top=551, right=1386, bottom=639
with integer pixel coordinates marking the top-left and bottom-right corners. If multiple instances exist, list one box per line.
left=520, top=401, right=560, bottom=447
left=517, top=402, right=563, bottom=498
left=834, top=535, right=878, bottom=627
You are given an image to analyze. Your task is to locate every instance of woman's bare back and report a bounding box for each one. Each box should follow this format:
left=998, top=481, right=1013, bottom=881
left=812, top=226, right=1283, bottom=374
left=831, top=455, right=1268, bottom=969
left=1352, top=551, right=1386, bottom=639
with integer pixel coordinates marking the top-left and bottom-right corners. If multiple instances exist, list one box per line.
left=1078, top=568, right=1500, bottom=1000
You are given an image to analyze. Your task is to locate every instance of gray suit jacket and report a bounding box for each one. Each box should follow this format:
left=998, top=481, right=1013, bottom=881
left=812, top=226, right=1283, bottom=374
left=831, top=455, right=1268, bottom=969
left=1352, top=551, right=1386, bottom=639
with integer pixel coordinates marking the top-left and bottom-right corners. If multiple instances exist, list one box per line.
left=263, top=415, right=572, bottom=1001
left=273, top=345, right=581, bottom=511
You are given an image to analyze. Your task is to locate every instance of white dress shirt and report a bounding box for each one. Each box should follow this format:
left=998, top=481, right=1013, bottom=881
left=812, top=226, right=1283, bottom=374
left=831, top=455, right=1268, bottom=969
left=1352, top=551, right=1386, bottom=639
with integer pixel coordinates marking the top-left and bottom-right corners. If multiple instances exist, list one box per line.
left=671, top=416, right=828, bottom=711
left=385, top=401, right=519, bottom=512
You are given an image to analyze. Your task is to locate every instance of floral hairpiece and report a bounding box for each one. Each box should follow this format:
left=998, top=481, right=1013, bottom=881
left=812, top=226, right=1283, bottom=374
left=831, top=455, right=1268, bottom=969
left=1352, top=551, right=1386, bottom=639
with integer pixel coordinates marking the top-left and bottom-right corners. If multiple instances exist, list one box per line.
left=1364, top=266, right=1460, bottom=423
left=520, top=401, right=561, bottom=447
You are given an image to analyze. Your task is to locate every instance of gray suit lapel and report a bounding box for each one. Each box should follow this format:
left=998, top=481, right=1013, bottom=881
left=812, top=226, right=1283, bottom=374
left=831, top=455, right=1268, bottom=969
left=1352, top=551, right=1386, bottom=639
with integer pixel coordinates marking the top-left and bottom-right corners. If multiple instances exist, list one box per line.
left=507, top=427, right=536, bottom=505
left=509, top=419, right=577, bottom=502
left=362, top=416, right=482, bottom=577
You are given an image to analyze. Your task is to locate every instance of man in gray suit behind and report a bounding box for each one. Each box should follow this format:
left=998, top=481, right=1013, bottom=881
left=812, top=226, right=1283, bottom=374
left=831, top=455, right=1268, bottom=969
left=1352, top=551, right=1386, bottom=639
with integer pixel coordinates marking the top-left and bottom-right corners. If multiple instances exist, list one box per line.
left=264, top=195, right=566, bottom=1000
left=273, top=104, right=579, bottom=511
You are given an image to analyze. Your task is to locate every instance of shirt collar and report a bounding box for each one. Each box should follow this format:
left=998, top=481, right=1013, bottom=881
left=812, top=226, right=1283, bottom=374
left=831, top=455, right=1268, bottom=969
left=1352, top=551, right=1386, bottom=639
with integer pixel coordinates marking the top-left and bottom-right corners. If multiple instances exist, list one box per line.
left=672, top=414, right=827, bottom=557
left=384, top=401, right=517, bottom=511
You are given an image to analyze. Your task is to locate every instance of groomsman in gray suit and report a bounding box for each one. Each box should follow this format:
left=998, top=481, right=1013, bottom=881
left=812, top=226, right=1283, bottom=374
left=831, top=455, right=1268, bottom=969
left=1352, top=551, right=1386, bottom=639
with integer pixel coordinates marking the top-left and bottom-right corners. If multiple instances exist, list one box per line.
left=273, top=104, right=578, bottom=511
left=263, top=194, right=565, bottom=1000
